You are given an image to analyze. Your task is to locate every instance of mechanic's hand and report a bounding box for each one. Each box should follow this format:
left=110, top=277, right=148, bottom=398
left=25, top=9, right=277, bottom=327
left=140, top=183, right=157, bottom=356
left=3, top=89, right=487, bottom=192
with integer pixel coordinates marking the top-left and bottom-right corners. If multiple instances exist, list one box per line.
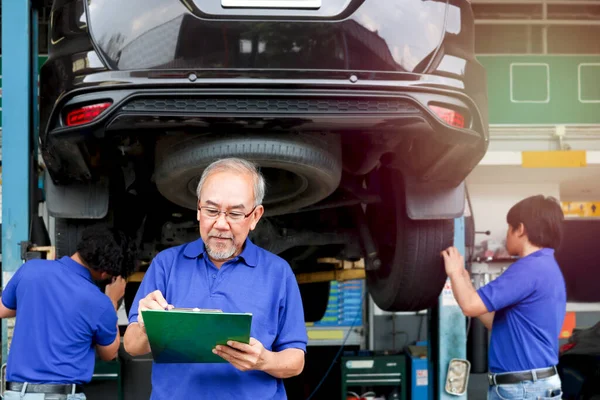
left=213, top=337, right=269, bottom=372
left=105, top=276, right=127, bottom=309
left=441, top=246, right=465, bottom=277
left=137, top=290, right=173, bottom=329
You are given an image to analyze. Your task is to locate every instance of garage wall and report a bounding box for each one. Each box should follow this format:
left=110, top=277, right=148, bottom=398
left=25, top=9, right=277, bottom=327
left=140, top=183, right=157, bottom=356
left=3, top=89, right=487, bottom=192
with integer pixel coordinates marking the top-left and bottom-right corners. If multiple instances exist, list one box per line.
left=466, top=183, right=561, bottom=244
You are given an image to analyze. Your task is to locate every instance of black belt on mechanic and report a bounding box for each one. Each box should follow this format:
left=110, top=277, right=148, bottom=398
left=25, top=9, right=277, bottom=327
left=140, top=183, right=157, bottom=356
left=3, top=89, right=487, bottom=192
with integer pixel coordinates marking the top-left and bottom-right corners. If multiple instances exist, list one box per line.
left=488, top=366, right=557, bottom=386
left=6, top=382, right=85, bottom=394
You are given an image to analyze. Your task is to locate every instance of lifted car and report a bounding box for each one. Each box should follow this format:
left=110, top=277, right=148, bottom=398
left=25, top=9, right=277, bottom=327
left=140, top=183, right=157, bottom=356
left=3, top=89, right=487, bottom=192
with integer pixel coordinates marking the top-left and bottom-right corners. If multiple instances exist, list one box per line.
left=41, top=0, right=488, bottom=318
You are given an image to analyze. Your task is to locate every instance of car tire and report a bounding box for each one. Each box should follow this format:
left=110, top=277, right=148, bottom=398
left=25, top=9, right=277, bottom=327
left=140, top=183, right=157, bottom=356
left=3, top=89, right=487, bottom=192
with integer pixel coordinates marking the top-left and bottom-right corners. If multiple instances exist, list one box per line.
left=154, top=133, right=342, bottom=216
left=365, top=167, right=453, bottom=311
left=299, top=281, right=331, bottom=323
left=54, top=218, right=94, bottom=258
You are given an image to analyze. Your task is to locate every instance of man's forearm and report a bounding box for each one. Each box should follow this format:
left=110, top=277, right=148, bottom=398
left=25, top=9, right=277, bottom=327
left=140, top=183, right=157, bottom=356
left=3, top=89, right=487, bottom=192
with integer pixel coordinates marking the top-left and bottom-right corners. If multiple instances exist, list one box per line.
left=123, top=323, right=151, bottom=356
left=448, top=270, right=487, bottom=317
left=261, top=348, right=304, bottom=379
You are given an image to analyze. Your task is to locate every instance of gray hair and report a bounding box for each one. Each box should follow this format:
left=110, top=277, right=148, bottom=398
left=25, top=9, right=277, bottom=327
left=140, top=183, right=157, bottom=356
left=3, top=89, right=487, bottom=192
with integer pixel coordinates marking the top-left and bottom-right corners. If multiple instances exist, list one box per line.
left=196, top=158, right=266, bottom=207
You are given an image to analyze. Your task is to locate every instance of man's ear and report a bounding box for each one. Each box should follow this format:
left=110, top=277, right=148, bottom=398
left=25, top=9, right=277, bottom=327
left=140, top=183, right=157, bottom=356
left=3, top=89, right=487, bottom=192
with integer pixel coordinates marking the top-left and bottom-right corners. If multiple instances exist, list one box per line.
left=100, top=272, right=112, bottom=281
left=249, top=205, right=265, bottom=231
left=517, top=223, right=527, bottom=237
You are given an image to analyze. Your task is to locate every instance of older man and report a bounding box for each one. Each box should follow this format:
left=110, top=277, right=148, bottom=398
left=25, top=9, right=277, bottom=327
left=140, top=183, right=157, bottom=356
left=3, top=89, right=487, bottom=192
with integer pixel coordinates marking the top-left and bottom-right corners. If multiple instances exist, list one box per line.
left=123, top=158, right=307, bottom=400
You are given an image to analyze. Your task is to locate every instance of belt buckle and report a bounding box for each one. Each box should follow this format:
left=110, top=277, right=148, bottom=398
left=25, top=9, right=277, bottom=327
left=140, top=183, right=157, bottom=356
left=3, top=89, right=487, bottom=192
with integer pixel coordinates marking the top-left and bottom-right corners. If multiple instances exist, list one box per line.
left=488, top=373, right=494, bottom=386
left=1, top=364, right=6, bottom=395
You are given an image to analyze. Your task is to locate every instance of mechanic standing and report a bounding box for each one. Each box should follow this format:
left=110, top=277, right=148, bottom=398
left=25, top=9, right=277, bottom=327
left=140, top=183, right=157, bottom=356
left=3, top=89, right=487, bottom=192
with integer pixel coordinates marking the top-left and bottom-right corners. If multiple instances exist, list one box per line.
left=442, top=195, right=566, bottom=400
left=0, top=226, right=136, bottom=400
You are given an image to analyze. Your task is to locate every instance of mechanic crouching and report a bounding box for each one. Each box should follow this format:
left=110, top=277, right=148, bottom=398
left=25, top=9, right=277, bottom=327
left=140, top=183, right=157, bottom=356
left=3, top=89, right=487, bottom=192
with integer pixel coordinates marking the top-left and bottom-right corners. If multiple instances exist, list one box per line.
left=0, top=226, right=136, bottom=400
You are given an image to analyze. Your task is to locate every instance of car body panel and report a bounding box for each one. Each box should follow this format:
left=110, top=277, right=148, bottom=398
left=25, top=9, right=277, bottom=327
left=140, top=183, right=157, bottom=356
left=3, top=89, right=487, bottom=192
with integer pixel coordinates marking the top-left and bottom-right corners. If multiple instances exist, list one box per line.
left=85, top=0, right=447, bottom=73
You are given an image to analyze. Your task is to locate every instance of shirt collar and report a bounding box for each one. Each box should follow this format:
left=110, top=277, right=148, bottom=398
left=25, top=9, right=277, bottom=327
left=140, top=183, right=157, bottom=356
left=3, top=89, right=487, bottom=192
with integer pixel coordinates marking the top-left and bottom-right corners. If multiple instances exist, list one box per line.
left=57, top=256, right=94, bottom=282
left=537, top=248, right=554, bottom=256
left=183, top=237, right=258, bottom=268
left=526, top=248, right=555, bottom=258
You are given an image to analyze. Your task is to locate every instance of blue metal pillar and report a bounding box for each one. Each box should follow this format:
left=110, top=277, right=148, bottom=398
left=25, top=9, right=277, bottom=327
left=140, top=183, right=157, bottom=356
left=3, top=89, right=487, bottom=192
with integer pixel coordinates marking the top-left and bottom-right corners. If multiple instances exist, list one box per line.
left=2, top=0, right=34, bottom=363
left=429, top=217, right=468, bottom=399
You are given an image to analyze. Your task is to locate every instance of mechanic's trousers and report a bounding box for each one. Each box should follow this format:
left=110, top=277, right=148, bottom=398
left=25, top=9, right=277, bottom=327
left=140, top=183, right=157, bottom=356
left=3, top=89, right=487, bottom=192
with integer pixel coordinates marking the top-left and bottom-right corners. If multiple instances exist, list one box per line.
left=488, top=371, right=562, bottom=400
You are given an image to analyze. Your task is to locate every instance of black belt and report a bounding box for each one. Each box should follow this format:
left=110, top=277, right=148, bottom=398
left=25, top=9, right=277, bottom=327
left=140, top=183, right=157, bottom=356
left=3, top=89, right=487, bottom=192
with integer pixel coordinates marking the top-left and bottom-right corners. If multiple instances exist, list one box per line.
left=488, top=366, right=557, bottom=386
left=6, top=382, right=84, bottom=394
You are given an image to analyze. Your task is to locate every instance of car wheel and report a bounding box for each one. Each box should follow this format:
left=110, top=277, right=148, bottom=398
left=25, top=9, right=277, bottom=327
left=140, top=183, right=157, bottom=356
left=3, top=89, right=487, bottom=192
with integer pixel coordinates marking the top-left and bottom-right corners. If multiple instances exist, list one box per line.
left=299, top=281, right=331, bottom=323
left=154, top=133, right=342, bottom=216
left=365, top=167, right=453, bottom=311
left=54, top=218, right=96, bottom=258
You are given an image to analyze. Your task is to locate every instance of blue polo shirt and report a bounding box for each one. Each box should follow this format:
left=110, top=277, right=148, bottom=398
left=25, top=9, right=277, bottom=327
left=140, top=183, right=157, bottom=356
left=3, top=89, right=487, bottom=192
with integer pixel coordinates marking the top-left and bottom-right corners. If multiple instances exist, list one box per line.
left=2, top=257, right=117, bottom=384
left=128, top=238, right=308, bottom=400
left=477, top=248, right=566, bottom=373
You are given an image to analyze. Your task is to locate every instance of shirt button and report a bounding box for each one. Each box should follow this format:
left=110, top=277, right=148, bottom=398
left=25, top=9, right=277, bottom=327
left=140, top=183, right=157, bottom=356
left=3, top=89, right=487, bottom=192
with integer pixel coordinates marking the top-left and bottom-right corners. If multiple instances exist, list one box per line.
left=212, top=274, right=217, bottom=279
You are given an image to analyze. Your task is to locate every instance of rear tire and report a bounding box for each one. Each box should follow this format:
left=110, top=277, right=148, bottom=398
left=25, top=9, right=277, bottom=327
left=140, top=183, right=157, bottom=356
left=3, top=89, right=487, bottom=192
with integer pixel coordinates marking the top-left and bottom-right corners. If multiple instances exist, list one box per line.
left=54, top=218, right=95, bottom=257
left=365, top=167, right=453, bottom=311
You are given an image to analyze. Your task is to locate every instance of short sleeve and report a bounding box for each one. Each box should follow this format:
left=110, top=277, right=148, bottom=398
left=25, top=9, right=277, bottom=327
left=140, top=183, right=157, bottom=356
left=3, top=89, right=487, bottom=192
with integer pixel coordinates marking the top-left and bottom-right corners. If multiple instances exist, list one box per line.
left=273, top=269, right=308, bottom=352
left=477, top=261, right=534, bottom=312
left=128, top=254, right=168, bottom=324
left=94, top=306, right=118, bottom=346
left=1, top=264, right=27, bottom=310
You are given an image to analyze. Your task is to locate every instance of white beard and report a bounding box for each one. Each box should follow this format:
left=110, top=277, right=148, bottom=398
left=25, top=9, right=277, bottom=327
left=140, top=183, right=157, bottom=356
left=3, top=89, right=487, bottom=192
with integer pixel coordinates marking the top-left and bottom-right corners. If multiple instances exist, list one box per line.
left=206, top=242, right=237, bottom=260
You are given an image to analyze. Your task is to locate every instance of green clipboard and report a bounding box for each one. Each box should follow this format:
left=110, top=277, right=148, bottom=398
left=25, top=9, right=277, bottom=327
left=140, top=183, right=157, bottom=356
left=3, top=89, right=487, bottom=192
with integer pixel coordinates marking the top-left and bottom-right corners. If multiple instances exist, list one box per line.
left=141, top=308, right=252, bottom=363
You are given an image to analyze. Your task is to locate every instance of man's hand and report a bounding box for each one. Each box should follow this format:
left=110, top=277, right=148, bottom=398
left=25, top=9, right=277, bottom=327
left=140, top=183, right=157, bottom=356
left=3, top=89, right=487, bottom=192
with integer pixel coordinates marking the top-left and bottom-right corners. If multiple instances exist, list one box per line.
left=213, top=337, right=269, bottom=372
left=441, top=246, right=465, bottom=277
left=105, top=277, right=127, bottom=309
left=137, top=290, right=173, bottom=329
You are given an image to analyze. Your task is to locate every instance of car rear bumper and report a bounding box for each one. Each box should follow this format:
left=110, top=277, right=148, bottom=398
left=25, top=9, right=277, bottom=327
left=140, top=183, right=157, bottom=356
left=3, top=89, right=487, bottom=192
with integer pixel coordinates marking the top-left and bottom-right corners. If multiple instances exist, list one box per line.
left=41, top=73, right=488, bottom=188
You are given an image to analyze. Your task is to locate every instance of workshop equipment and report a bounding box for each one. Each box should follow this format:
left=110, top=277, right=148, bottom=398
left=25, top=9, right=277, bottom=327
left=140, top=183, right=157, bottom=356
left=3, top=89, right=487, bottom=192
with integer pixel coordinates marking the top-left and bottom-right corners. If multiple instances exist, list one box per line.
left=407, top=344, right=431, bottom=400
left=341, top=353, right=406, bottom=400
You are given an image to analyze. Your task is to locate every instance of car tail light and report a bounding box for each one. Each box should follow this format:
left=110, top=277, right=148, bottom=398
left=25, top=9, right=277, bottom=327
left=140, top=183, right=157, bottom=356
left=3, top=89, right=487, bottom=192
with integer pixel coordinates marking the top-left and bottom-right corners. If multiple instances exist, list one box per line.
left=560, top=342, right=576, bottom=354
left=429, top=105, right=466, bottom=128
left=66, top=102, right=112, bottom=126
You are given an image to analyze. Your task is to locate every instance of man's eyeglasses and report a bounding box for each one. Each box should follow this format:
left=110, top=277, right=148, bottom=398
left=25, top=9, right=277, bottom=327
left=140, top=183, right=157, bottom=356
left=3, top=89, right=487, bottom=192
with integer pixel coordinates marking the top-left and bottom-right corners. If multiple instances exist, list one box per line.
left=198, top=206, right=257, bottom=222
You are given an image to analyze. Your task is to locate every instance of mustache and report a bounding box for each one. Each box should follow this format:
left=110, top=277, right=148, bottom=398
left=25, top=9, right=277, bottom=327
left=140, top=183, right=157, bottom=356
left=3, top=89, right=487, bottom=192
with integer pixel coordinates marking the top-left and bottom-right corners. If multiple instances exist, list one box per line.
left=209, top=233, right=234, bottom=239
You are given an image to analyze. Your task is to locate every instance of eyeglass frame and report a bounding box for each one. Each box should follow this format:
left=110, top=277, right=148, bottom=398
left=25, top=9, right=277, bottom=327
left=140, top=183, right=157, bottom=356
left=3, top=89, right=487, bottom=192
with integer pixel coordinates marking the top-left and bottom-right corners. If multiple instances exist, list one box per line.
left=197, top=202, right=258, bottom=222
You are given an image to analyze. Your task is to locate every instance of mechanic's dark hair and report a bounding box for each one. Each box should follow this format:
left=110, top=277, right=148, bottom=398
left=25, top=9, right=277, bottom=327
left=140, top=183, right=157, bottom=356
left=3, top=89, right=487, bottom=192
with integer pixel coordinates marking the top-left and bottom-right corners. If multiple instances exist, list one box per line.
left=76, top=225, right=137, bottom=278
left=506, top=195, right=564, bottom=249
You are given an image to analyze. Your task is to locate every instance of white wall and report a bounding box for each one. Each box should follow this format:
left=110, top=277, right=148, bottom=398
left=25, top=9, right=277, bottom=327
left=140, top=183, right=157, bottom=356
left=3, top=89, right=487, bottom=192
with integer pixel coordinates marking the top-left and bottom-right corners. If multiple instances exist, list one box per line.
left=466, top=183, right=561, bottom=244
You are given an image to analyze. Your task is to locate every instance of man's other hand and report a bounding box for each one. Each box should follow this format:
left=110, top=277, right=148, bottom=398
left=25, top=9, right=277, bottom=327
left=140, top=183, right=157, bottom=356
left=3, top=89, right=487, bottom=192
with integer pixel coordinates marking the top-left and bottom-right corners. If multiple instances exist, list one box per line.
left=442, top=246, right=465, bottom=277
left=105, top=276, right=127, bottom=309
left=213, top=337, right=268, bottom=372
left=137, top=290, right=173, bottom=329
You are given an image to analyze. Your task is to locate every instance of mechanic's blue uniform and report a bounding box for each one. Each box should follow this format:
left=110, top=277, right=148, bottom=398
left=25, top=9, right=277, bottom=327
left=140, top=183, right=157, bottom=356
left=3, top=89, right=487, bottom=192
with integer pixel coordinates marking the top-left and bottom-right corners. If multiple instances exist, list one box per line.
left=477, top=248, right=567, bottom=399
left=2, top=257, right=117, bottom=385
left=129, top=238, right=308, bottom=400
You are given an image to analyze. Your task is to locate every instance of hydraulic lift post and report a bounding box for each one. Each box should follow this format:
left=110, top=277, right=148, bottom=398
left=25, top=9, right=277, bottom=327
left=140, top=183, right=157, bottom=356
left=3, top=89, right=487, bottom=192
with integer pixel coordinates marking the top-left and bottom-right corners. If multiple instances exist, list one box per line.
left=429, top=217, right=468, bottom=399
left=1, top=0, right=37, bottom=363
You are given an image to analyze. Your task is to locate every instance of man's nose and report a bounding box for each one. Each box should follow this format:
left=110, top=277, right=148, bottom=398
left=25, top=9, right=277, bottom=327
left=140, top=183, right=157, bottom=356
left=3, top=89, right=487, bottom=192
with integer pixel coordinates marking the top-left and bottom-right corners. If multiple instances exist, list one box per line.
left=213, top=213, right=230, bottom=229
